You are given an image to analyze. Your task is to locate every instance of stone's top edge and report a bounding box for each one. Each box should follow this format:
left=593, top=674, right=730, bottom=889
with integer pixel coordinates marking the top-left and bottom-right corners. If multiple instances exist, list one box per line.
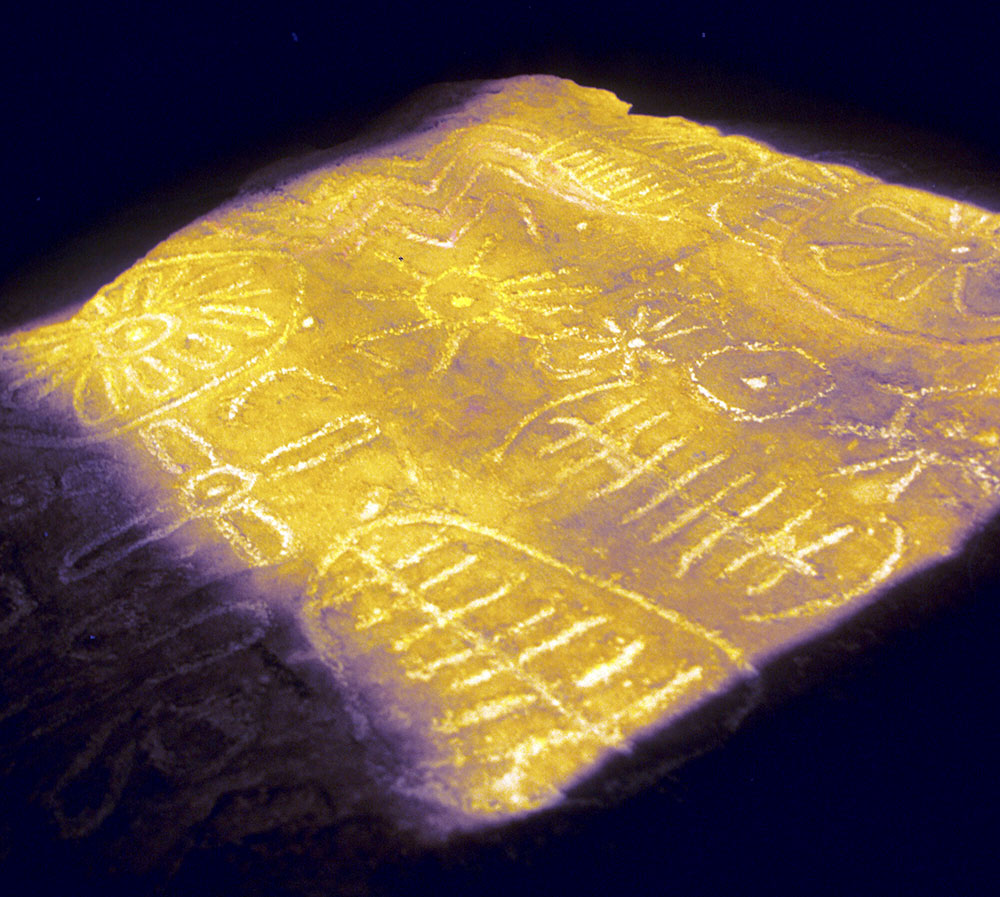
left=236, top=75, right=636, bottom=194
left=230, top=74, right=1000, bottom=220
left=228, top=73, right=949, bottom=214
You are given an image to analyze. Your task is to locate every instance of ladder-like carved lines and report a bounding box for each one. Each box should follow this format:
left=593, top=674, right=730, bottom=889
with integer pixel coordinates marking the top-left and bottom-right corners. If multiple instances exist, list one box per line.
left=539, top=405, right=680, bottom=500
left=622, top=452, right=729, bottom=524
left=508, top=605, right=556, bottom=634
left=496, top=663, right=704, bottom=779
left=650, top=472, right=755, bottom=545
left=539, top=397, right=647, bottom=458
left=517, top=615, right=609, bottom=666
left=720, top=501, right=857, bottom=595
left=612, top=665, right=705, bottom=722
left=341, top=545, right=583, bottom=732
left=589, top=436, right=687, bottom=500
left=392, top=534, right=449, bottom=570
left=409, top=646, right=477, bottom=680
left=548, top=146, right=668, bottom=204
left=451, top=666, right=503, bottom=692
left=435, top=694, right=540, bottom=734
left=550, top=444, right=617, bottom=484
left=574, top=638, right=646, bottom=689
left=674, top=484, right=785, bottom=577
left=554, top=148, right=596, bottom=167
left=326, top=134, right=559, bottom=252
left=393, top=573, right=528, bottom=652
left=417, top=554, right=479, bottom=592
left=604, top=171, right=656, bottom=197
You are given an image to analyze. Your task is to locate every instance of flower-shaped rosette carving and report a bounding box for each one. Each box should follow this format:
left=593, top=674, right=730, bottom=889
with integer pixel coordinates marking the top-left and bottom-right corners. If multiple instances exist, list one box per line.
left=783, top=184, right=1000, bottom=342
left=709, top=159, right=864, bottom=250
left=1, top=250, right=304, bottom=435
left=535, top=301, right=708, bottom=383
left=690, top=343, right=835, bottom=423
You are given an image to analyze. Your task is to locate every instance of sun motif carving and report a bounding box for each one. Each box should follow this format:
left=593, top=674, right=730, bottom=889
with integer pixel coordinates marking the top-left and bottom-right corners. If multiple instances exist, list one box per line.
left=2, top=251, right=303, bottom=432
left=822, top=380, right=1000, bottom=504
left=535, top=301, right=708, bottom=382
left=351, top=237, right=599, bottom=374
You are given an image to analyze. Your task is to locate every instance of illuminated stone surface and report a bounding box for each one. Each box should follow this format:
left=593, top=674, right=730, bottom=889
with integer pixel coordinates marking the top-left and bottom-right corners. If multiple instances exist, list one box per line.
left=2, top=76, right=1000, bottom=823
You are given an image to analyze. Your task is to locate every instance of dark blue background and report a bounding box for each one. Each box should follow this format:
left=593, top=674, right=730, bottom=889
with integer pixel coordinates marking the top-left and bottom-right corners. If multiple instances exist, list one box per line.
left=4, top=1, right=1000, bottom=284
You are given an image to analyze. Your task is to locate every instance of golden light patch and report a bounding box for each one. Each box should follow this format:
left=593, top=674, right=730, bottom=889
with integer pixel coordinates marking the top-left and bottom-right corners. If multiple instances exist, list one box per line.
left=3, top=76, right=999, bottom=820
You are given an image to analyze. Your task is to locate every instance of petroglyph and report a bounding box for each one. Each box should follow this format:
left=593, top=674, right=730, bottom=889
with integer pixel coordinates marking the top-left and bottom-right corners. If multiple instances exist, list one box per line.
left=305, top=512, right=744, bottom=812
left=3, top=75, right=1000, bottom=822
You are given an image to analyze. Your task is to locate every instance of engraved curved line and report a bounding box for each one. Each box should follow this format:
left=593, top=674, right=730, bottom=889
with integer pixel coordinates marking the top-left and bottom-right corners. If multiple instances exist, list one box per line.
left=777, top=268, right=1000, bottom=347
left=884, top=261, right=956, bottom=305
left=19, top=602, right=270, bottom=750
left=46, top=710, right=138, bottom=839
left=348, top=320, right=440, bottom=357
left=0, top=472, right=55, bottom=522
left=264, top=414, right=381, bottom=475
left=779, top=210, right=1000, bottom=346
left=806, top=241, right=911, bottom=275
left=59, top=509, right=185, bottom=583
left=141, top=419, right=219, bottom=473
left=316, top=511, right=749, bottom=667
left=848, top=202, right=941, bottom=238
left=0, top=573, right=36, bottom=635
left=705, top=159, right=850, bottom=245
left=740, top=520, right=906, bottom=622
left=197, top=303, right=275, bottom=334
left=0, top=251, right=306, bottom=446
left=951, top=264, right=1000, bottom=319
left=491, top=380, right=631, bottom=461
left=689, top=343, right=835, bottom=423
left=216, top=499, right=298, bottom=565
left=225, top=366, right=340, bottom=421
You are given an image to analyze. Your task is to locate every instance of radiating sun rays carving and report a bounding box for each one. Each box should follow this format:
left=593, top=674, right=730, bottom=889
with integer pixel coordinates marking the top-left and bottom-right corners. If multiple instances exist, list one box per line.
left=535, top=301, right=709, bottom=382
left=350, top=236, right=600, bottom=374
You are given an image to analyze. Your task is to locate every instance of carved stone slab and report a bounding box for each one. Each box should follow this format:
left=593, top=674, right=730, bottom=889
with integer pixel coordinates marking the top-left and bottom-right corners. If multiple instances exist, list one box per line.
left=3, top=76, right=999, bottom=834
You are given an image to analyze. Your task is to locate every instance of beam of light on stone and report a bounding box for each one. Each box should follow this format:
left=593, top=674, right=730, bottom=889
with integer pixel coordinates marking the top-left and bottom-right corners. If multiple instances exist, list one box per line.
left=3, top=75, right=1000, bottom=821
